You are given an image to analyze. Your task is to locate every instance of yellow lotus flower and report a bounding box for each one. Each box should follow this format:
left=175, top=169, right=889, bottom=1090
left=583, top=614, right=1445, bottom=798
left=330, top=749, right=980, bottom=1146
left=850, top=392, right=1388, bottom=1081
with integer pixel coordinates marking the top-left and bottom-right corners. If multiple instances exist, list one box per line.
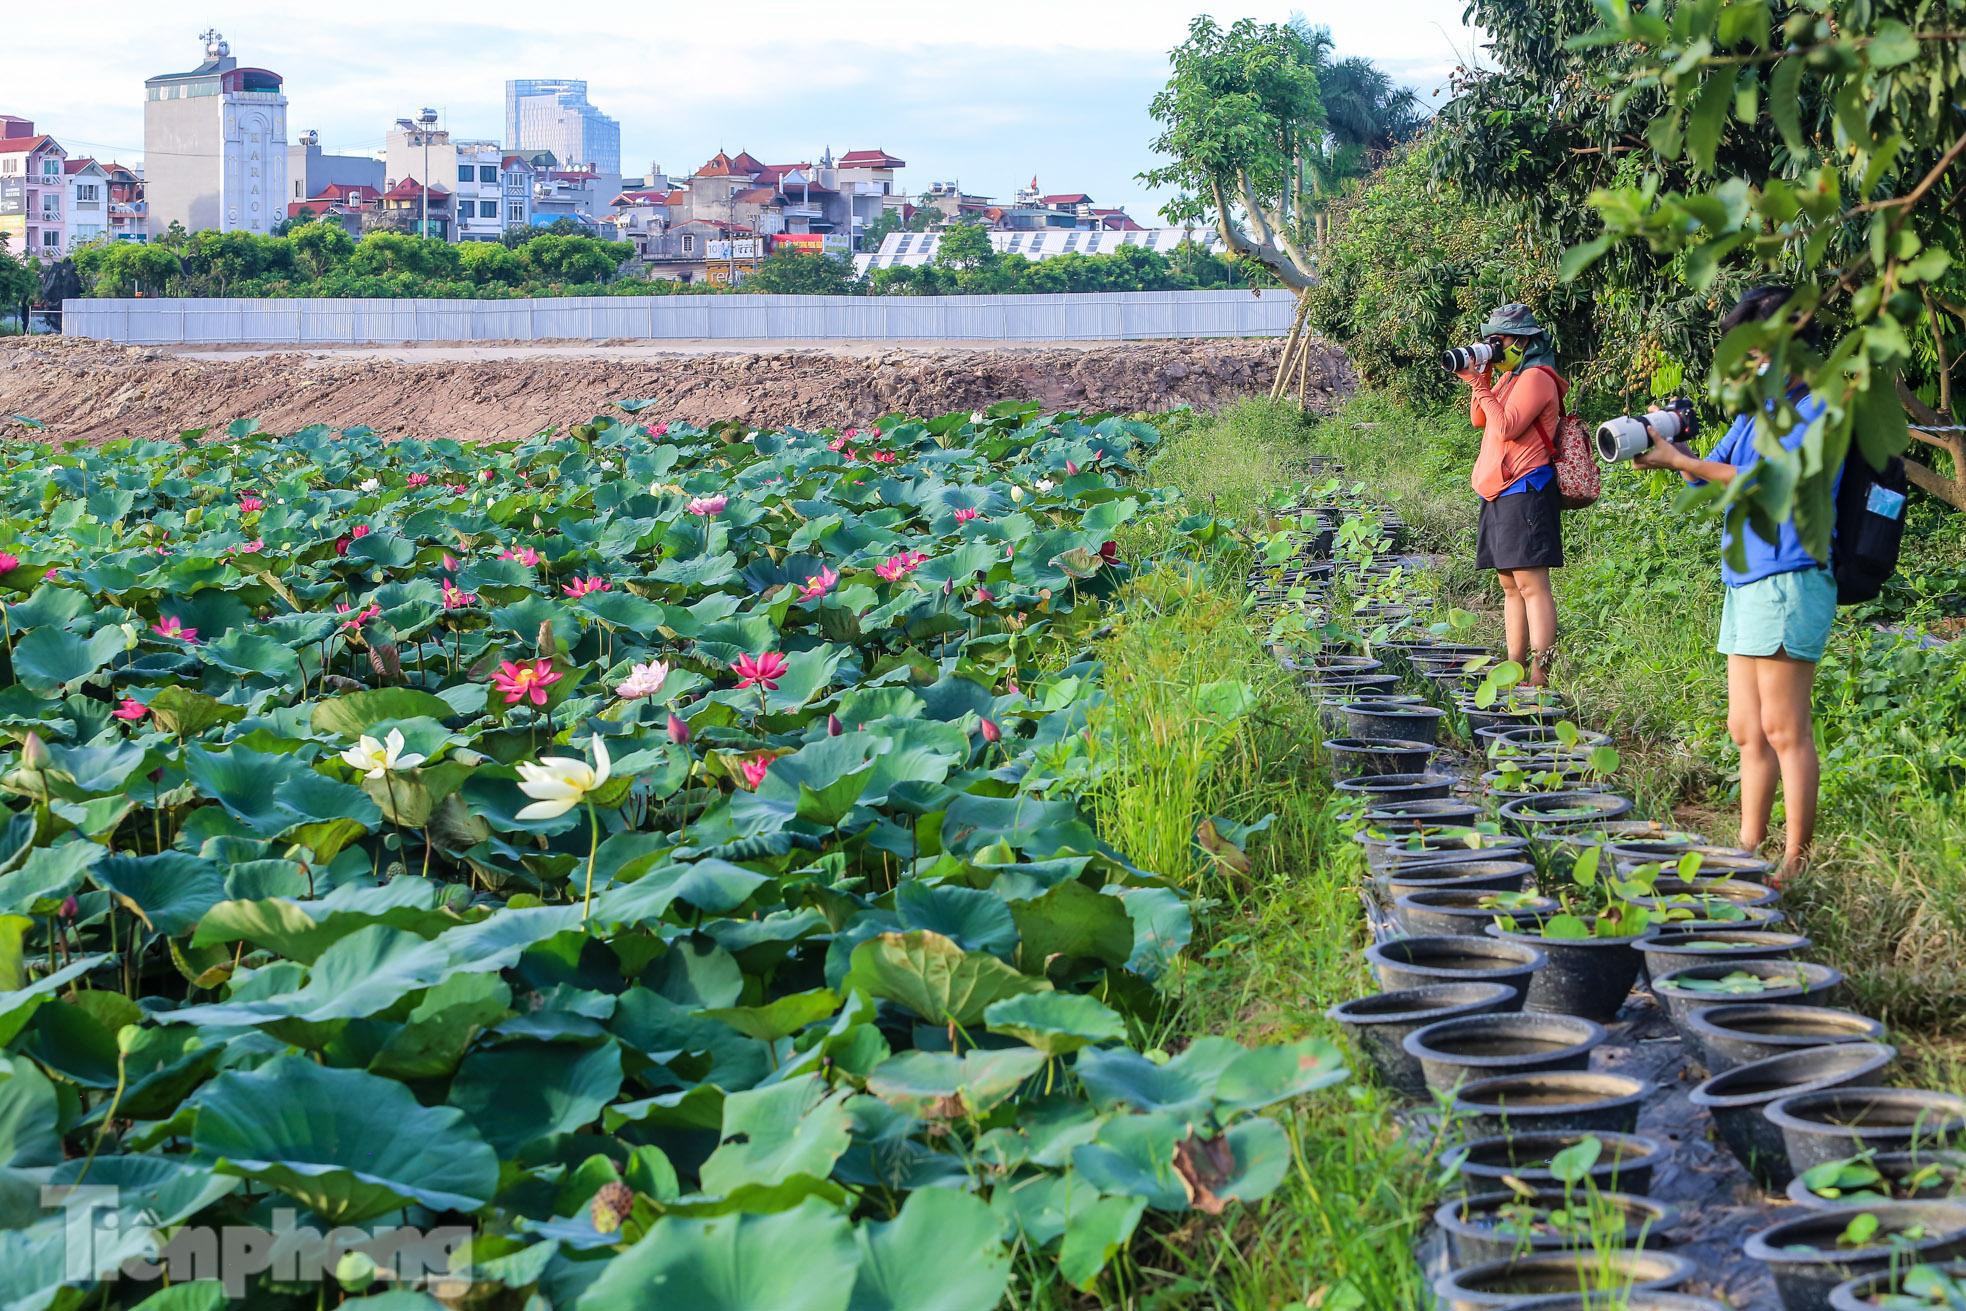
left=339, top=728, right=426, bottom=779
left=515, top=736, right=611, bottom=820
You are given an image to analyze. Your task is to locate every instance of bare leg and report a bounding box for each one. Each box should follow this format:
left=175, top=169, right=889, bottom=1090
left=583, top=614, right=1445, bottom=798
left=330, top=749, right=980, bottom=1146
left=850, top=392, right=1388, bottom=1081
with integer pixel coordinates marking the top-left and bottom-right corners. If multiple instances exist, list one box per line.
left=1728, top=655, right=1777, bottom=855
left=1755, top=652, right=1821, bottom=880
left=1496, top=570, right=1526, bottom=669
left=1512, top=567, right=1557, bottom=687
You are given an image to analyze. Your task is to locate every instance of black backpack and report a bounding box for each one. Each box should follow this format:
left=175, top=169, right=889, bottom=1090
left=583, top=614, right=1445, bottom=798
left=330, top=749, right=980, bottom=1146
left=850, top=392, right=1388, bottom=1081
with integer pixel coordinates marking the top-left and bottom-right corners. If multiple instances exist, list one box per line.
left=1831, top=445, right=1909, bottom=605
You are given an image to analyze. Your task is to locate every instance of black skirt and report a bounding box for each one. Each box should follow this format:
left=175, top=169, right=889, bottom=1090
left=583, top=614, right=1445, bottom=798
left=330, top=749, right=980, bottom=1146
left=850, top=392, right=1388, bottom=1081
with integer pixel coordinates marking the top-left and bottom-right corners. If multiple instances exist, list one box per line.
left=1476, top=480, right=1564, bottom=570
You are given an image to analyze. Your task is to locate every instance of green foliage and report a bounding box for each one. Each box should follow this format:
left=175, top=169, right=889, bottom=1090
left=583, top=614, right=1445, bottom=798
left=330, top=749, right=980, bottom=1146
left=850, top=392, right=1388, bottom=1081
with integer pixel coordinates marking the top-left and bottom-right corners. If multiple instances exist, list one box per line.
left=744, top=248, right=862, bottom=295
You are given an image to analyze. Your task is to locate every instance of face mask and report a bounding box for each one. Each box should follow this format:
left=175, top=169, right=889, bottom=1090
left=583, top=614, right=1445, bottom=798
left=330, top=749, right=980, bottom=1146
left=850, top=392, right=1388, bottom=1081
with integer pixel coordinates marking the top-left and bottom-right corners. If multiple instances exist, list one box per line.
left=1500, top=341, right=1526, bottom=372
left=1755, top=359, right=1772, bottom=376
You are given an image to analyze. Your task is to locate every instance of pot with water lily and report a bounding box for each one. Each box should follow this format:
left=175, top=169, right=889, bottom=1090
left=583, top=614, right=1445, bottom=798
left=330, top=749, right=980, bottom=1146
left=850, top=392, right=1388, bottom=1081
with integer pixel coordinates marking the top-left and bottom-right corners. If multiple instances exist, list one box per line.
left=1458, top=659, right=1567, bottom=736
left=1791, top=1151, right=1966, bottom=1211
left=1828, top=1259, right=1966, bottom=1310
left=1484, top=846, right=1655, bottom=1021
left=1436, top=1137, right=1678, bottom=1265
left=1746, top=1202, right=1966, bottom=1311
left=1652, top=957, right=1846, bottom=1032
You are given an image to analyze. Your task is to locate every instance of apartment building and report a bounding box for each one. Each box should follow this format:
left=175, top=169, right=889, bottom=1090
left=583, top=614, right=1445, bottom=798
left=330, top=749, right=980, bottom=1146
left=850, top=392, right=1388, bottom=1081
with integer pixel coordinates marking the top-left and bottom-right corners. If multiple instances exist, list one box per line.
left=287, top=130, right=382, bottom=209
left=143, top=32, right=287, bottom=237
left=64, top=159, right=110, bottom=246
left=505, top=80, right=620, bottom=176
left=453, top=142, right=508, bottom=241
left=0, top=117, right=68, bottom=256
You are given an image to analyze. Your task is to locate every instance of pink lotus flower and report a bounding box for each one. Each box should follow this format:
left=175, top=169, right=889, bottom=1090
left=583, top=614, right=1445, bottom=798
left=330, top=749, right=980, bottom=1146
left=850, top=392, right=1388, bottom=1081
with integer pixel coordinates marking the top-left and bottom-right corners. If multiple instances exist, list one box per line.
left=112, top=698, right=147, bottom=722
left=1067, top=460, right=1080, bottom=475
left=1007, top=680, right=1020, bottom=696
left=828, top=435, right=854, bottom=452
left=666, top=711, right=691, bottom=745
left=687, top=494, right=728, bottom=518
left=615, top=660, right=669, bottom=699
left=740, top=754, right=772, bottom=790
left=442, top=553, right=459, bottom=572
left=335, top=536, right=351, bottom=556
left=42, top=568, right=55, bottom=581
left=228, top=539, right=264, bottom=555
left=828, top=713, right=843, bottom=737
left=733, top=651, right=788, bottom=691
left=446, top=482, right=469, bottom=494
left=442, top=580, right=477, bottom=609
left=336, top=601, right=382, bottom=630
left=979, top=718, right=1002, bottom=744
left=406, top=473, right=430, bottom=488
left=842, top=447, right=859, bottom=461
left=869, top=451, right=898, bottom=465
left=953, top=508, right=980, bottom=524
left=238, top=495, right=264, bottom=512
left=352, top=524, right=370, bottom=539
left=875, top=550, right=927, bottom=582
left=797, top=566, right=838, bottom=600
left=650, top=422, right=669, bottom=436
left=562, top=576, right=611, bottom=598
left=152, top=616, right=197, bottom=644
left=493, top=658, right=562, bottom=707
left=974, top=586, right=994, bottom=604
left=499, top=546, right=541, bottom=567
left=843, top=427, right=861, bottom=439
left=0, top=552, right=20, bottom=572
left=480, top=469, right=495, bottom=482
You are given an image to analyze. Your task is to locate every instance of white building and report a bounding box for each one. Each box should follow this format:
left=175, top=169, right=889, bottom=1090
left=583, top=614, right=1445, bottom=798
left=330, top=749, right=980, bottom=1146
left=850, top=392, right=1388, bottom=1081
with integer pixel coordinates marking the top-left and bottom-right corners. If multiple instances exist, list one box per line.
left=64, top=159, right=109, bottom=247
left=854, top=226, right=1223, bottom=275
left=142, top=31, right=287, bottom=236
left=454, top=142, right=507, bottom=241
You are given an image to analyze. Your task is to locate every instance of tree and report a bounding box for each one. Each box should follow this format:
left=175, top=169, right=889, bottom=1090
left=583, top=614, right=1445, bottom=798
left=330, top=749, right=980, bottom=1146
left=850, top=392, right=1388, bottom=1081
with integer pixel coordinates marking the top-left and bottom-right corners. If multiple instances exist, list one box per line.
left=289, top=220, right=354, bottom=281
left=934, top=223, right=994, bottom=273
left=860, top=206, right=934, bottom=250
left=347, top=232, right=460, bottom=280
left=458, top=240, right=527, bottom=287
left=74, top=240, right=182, bottom=297
left=0, top=234, right=34, bottom=329
left=520, top=233, right=628, bottom=285
left=1566, top=1, right=1966, bottom=528
left=743, top=247, right=861, bottom=295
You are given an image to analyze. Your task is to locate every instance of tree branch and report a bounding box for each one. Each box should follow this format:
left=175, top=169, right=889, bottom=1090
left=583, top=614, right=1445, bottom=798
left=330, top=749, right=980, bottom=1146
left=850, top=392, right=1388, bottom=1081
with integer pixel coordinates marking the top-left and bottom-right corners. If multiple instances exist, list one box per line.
left=1207, top=171, right=1315, bottom=290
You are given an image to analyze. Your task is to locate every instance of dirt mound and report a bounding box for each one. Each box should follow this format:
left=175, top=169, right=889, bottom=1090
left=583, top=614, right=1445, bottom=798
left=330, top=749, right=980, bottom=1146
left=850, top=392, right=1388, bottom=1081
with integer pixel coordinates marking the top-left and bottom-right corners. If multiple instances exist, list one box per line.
left=0, top=337, right=1353, bottom=441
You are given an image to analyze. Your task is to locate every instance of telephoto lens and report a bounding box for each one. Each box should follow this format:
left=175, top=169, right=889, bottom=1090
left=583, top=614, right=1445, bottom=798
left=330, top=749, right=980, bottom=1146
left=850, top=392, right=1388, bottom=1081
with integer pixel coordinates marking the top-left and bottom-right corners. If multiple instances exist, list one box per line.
left=1440, top=342, right=1495, bottom=373
left=1594, top=402, right=1698, bottom=463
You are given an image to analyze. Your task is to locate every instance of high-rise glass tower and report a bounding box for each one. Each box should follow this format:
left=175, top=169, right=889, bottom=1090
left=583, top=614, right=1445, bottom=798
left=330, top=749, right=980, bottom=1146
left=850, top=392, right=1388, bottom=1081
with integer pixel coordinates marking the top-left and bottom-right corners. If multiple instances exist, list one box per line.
left=504, top=79, right=621, bottom=174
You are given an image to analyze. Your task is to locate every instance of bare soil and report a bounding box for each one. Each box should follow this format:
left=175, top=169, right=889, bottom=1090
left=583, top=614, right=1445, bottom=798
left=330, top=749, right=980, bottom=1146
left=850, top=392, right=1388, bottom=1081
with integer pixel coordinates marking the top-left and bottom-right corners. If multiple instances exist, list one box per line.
left=0, top=336, right=1353, bottom=441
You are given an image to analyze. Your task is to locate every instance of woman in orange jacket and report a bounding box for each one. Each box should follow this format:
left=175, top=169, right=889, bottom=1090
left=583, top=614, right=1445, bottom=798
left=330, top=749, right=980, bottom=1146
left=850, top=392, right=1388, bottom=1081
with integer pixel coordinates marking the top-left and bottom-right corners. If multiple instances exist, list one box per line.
left=1454, top=304, right=1567, bottom=687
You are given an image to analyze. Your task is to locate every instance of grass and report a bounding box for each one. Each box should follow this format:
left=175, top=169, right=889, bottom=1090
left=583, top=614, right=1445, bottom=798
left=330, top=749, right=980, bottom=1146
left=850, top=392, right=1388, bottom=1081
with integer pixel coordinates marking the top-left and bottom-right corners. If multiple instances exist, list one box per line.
left=1049, top=404, right=1444, bottom=1308
left=1299, top=390, right=1966, bottom=1057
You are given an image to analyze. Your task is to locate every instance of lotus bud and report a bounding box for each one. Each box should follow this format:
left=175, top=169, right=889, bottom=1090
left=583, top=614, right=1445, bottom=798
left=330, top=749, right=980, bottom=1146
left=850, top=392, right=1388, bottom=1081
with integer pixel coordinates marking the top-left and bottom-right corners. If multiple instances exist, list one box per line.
left=116, top=1024, right=144, bottom=1056
left=666, top=711, right=691, bottom=745
left=21, top=732, right=48, bottom=770
left=59, top=895, right=77, bottom=919
left=1010, top=486, right=1025, bottom=503
left=334, top=1251, right=378, bottom=1293
left=827, top=713, right=843, bottom=737
left=1067, top=460, right=1080, bottom=475
left=979, top=718, right=1001, bottom=744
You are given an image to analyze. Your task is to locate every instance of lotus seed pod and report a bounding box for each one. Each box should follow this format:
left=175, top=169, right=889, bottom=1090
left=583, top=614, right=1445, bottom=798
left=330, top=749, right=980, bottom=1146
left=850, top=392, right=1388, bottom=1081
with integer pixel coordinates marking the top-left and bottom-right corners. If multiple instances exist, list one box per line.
left=116, top=1024, right=143, bottom=1056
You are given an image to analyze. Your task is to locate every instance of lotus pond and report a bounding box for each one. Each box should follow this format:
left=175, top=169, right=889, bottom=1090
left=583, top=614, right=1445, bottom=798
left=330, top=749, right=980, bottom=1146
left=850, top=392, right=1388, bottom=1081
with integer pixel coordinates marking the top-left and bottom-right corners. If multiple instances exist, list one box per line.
left=0, top=405, right=1348, bottom=1309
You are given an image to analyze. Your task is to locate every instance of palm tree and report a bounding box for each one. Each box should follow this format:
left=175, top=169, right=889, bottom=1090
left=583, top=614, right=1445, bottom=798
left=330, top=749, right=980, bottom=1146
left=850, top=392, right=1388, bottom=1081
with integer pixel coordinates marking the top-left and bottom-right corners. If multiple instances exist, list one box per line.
left=1287, top=16, right=1431, bottom=243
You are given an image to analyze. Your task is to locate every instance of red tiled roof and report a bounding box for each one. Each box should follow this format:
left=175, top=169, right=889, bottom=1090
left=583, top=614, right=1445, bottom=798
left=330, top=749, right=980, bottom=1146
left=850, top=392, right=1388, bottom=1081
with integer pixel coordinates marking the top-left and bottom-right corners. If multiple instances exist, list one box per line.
left=382, top=177, right=450, bottom=201
left=1041, top=193, right=1091, bottom=206
left=731, top=185, right=778, bottom=205
left=308, top=183, right=378, bottom=203
left=839, top=149, right=905, bottom=167
left=614, top=189, right=668, bottom=205
left=500, top=154, right=535, bottom=170
left=695, top=150, right=766, bottom=178
left=0, top=135, right=55, bottom=155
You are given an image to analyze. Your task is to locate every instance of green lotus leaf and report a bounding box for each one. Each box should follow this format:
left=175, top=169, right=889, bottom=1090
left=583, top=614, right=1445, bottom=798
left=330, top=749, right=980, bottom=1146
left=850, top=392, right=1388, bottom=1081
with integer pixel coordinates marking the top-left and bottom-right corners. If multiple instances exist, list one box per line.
left=698, top=987, right=841, bottom=1043
left=1055, top=1194, right=1148, bottom=1290
left=1074, top=1037, right=1245, bottom=1118
left=447, top=1040, right=623, bottom=1156
left=577, top=1200, right=857, bottom=1311
left=847, top=1187, right=1011, bottom=1311
left=201, top=631, right=301, bottom=681
left=146, top=685, right=246, bottom=737
left=983, top=992, right=1127, bottom=1056
left=11, top=625, right=127, bottom=696
left=191, top=1055, right=499, bottom=1222
left=48, top=1153, right=240, bottom=1224
left=0, top=1215, right=156, bottom=1311
left=1010, top=879, right=1135, bottom=969
left=91, top=852, right=226, bottom=935
left=864, top=1048, right=1045, bottom=1118
left=1212, top=1038, right=1349, bottom=1116
left=845, top=930, right=1051, bottom=1026
left=698, top=1075, right=854, bottom=1196
left=0, top=840, right=105, bottom=916
left=895, top=880, right=1018, bottom=958
left=311, top=688, right=458, bottom=738
left=369, top=973, right=514, bottom=1079
left=1071, top=1111, right=1190, bottom=1210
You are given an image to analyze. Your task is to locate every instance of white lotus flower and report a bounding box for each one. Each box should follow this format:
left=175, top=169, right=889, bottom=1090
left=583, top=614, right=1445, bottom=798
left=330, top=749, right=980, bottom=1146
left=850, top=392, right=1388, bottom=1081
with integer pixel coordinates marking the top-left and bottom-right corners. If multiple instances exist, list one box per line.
left=1010, top=485, right=1025, bottom=503
left=1036, top=478, right=1055, bottom=493
left=339, top=728, right=426, bottom=779
left=970, top=411, right=985, bottom=423
left=516, top=736, right=612, bottom=820
left=359, top=477, right=380, bottom=493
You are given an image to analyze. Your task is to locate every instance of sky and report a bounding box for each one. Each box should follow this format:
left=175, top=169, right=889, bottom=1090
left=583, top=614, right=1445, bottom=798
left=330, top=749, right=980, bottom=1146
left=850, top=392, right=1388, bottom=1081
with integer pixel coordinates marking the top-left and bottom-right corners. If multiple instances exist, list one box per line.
left=11, top=0, right=1485, bottom=223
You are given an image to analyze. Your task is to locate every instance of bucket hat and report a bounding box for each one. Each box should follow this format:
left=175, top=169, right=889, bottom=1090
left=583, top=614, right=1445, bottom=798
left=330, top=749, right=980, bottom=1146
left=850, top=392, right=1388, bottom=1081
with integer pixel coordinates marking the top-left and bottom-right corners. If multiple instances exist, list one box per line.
left=1479, top=304, right=1546, bottom=337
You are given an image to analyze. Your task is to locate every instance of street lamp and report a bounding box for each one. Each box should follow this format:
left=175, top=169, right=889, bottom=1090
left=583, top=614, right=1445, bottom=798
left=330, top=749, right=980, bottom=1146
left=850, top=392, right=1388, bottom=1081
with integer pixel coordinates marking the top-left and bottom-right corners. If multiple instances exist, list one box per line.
left=417, top=108, right=438, bottom=238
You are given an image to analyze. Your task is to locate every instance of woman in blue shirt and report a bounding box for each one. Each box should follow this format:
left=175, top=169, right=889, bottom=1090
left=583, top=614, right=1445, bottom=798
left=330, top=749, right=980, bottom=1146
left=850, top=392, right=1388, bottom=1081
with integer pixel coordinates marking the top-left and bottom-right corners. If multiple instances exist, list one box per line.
left=1634, top=285, right=1833, bottom=882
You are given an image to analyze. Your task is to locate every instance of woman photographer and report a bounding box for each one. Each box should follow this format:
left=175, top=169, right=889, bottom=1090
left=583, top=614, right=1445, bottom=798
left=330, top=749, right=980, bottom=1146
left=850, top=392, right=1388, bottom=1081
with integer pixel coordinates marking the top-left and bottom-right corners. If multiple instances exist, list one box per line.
left=1634, top=285, right=1829, bottom=881
left=1454, top=304, right=1567, bottom=687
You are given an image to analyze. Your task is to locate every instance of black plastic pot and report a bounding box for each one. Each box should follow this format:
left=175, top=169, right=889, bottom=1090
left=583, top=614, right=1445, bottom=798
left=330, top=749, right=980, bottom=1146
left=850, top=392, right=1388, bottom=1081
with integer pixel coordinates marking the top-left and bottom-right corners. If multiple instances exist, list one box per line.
left=1311, top=654, right=1384, bottom=674
left=1618, top=878, right=1781, bottom=918
left=1436, top=1188, right=1677, bottom=1266
left=1327, top=982, right=1521, bottom=1100
left=1445, top=1130, right=1670, bottom=1197
left=1364, top=797, right=1483, bottom=829
left=1376, top=861, right=1536, bottom=910
left=1768, top=1087, right=1966, bottom=1179
left=1660, top=905, right=1788, bottom=933
left=1652, top=959, right=1844, bottom=1032
left=1483, top=722, right=1615, bottom=755
left=1304, top=672, right=1402, bottom=700
left=1505, top=1298, right=1729, bottom=1311
left=1433, top=1250, right=1695, bottom=1311
left=1361, top=834, right=1534, bottom=876
left=1486, top=922, right=1646, bottom=1022
left=1334, top=771, right=1457, bottom=802
left=1745, top=1202, right=1966, bottom=1311
left=1827, top=1259, right=1966, bottom=1310
left=1688, top=1043, right=1898, bottom=1190
left=1640, top=929, right=1811, bottom=986
left=1460, top=699, right=1567, bottom=738
left=1340, top=698, right=1448, bottom=746
left=1498, top=791, right=1635, bottom=836
left=1395, top=887, right=1557, bottom=937
left=1449, top=1070, right=1654, bottom=1138
left=1787, top=1150, right=1966, bottom=1210
left=1609, top=843, right=1775, bottom=880
left=1539, top=823, right=1708, bottom=881
left=1686, top=1004, right=1889, bottom=1075
left=1366, top=935, right=1548, bottom=997
left=1404, top=1012, right=1606, bottom=1095
left=1324, top=736, right=1437, bottom=779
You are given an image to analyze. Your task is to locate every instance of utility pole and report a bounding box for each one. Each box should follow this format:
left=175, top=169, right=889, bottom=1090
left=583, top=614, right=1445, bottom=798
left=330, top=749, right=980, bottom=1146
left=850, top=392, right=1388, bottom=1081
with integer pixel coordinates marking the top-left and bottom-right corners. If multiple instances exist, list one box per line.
left=417, top=107, right=438, bottom=238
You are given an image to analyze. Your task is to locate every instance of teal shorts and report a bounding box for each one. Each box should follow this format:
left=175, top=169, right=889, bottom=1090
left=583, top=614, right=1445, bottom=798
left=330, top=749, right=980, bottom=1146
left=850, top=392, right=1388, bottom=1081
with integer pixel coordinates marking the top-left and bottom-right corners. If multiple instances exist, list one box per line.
left=1718, top=566, right=1837, bottom=662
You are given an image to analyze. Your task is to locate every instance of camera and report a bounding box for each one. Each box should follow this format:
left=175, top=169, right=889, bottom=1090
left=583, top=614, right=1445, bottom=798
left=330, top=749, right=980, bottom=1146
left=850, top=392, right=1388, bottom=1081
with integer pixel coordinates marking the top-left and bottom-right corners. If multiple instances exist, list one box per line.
left=1595, top=399, right=1698, bottom=463
left=1440, top=342, right=1495, bottom=373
